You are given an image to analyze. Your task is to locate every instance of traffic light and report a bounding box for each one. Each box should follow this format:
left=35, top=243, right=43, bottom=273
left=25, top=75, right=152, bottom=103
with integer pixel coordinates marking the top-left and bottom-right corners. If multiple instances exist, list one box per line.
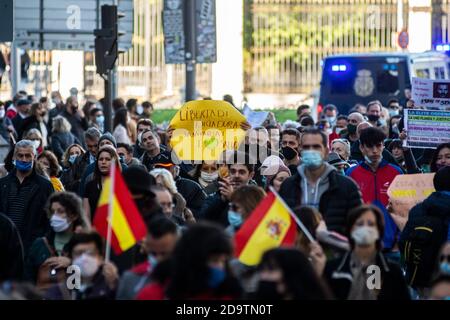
left=94, top=5, right=124, bottom=76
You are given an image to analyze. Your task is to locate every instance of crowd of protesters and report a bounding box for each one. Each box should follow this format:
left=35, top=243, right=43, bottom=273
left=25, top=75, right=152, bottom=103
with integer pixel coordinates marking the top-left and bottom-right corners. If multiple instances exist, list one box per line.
left=0, top=90, right=449, bottom=301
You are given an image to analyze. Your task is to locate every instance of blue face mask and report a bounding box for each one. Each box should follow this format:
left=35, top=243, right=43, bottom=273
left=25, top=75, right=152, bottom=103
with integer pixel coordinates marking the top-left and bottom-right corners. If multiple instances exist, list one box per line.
left=389, top=109, right=399, bottom=117
left=301, top=150, right=323, bottom=169
left=440, top=262, right=450, bottom=275
left=13, top=160, right=33, bottom=172
left=207, top=266, right=226, bottom=289
left=68, top=154, right=78, bottom=165
left=96, top=115, right=105, bottom=124
left=148, top=254, right=158, bottom=269
left=227, top=210, right=243, bottom=228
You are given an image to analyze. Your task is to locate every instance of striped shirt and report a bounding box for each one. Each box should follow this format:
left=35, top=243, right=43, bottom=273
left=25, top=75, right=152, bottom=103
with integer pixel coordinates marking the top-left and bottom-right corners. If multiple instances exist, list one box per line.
left=6, top=175, right=34, bottom=237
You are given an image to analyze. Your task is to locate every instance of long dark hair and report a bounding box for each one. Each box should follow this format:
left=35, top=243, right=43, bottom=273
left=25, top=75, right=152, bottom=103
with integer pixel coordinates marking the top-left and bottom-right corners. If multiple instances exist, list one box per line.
left=165, top=222, right=241, bottom=299
left=258, top=248, right=333, bottom=300
left=93, top=146, right=121, bottom=187
left=430, top=143, right=450, bottom=172
left=113, top=108, right=128, bottom=131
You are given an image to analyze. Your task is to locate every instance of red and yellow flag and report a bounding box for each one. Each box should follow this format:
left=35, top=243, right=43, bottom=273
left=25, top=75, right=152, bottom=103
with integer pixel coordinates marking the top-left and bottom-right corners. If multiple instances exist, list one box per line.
left=93, top=165, right=147, bottom=255
left=234, top=191, right=297, bottom=266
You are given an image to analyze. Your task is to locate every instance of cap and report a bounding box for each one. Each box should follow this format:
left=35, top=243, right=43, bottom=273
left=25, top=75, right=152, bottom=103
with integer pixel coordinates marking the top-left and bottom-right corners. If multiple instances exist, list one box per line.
left=260, top=155, right=286, bottom=175
left=327, top=152, right=349, bottom=167
left=17, top=99, right=31, bottom=106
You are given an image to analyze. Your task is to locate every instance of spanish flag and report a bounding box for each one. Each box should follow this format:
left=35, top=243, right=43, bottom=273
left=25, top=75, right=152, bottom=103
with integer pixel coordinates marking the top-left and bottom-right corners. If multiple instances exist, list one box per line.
left=234, top=191, right=297, bottom=266
left=93, top=164, right=147, bottom=255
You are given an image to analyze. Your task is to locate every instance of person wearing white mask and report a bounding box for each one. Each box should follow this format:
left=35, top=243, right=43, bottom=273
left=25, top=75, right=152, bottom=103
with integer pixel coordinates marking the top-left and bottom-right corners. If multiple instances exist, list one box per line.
left=322, top=104, right=338, bottom=128
left=45, top=232, right=119, bottom=300
left=323, top=205, right=410, bottom=300
left=24, top=192, right=89, bottom=290
left=194, top=161, right=219, bottom=196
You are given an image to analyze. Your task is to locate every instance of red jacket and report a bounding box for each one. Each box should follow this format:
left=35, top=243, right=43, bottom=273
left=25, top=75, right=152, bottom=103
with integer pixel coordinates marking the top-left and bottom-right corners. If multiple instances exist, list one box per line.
left=346, top=160, right=403, bottom=249
left=346, top=160, right=402, bottom=207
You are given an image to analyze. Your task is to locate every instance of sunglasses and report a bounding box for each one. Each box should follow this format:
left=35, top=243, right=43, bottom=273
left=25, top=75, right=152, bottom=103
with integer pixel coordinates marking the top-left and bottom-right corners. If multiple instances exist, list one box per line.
left=440, top=255, right=450, bottom=263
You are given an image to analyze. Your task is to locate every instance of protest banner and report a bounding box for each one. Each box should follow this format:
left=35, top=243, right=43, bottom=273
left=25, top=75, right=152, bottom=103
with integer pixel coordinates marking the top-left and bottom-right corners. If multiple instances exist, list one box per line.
left=242, top=104, right=269, bottom=128
left=387, top=173, right=435, bottom=219
left=404, top=109, right=450, bottom=148
left=411, top=77, right=450, bottom=111
left=169, top=100, right=246, bottom=161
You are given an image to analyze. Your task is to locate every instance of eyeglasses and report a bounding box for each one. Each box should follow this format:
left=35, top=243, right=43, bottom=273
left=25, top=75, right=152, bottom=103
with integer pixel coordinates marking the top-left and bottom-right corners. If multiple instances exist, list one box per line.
left=440, top=254, right=450, bottom=263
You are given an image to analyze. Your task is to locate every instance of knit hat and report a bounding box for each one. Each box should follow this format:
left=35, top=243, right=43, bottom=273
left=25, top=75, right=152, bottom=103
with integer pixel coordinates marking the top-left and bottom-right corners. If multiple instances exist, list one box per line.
left=98, top=132, right=117, bottom=148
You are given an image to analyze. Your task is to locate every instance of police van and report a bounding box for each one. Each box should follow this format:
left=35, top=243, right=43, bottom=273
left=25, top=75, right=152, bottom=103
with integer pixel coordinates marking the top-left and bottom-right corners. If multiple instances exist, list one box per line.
left=317, top=51, right=450, bottom=115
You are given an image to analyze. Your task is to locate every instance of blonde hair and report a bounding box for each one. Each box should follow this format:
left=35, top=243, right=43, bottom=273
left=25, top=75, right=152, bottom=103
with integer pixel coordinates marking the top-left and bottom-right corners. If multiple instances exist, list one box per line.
left=52, top=115, right=72, bottom=133
left=150, top=168, right=178, bottom=194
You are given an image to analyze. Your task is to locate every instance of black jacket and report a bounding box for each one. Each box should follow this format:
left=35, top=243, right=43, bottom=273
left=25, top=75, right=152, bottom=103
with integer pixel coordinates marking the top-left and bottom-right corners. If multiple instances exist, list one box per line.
left=279, top=169, right=362, bottom=234
left=323, top=251, right=411, bottom=300
left=175, top=176, right=206, bottom=218
left=0, top=212, right=24, bottom=282
left=51, top=131, right=79, bottom=160
left=399, top=192, right=450, bottom=287
left=0, top=169, right=54, bottom=253
left=199, top=192, right=230, bottom=228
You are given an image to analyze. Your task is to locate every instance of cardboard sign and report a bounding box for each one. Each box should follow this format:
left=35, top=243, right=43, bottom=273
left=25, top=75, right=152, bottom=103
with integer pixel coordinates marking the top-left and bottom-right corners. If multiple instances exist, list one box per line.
left=404, top=109, right=450, bottom=149
left=169, top=100, right=246, bottom=161
left=387, top=173, right=435, bottom=218
left=412, top=77, right=450, bottom=111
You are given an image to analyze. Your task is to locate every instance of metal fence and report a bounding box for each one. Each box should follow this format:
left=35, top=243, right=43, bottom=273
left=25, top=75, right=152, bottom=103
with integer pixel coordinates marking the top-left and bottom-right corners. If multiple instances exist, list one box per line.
left=0, top=0, right=212, bottom=104
left=244, top=0, right=408, bottom=94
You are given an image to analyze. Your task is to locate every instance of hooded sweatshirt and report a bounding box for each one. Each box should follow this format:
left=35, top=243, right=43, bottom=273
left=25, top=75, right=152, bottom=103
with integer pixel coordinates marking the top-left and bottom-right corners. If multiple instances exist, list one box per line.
left=297, top=162, right=336, bottom=210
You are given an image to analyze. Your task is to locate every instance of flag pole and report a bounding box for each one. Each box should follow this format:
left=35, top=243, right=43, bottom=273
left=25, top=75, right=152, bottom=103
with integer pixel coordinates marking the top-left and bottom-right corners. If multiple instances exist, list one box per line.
left=268, top=186, right=315, bottom=243
left=105, top=162, right=116, bottom=263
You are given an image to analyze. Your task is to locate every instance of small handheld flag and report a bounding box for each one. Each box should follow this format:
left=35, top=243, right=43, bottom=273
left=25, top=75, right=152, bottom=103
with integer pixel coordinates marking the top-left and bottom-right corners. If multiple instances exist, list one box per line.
left=234, top=190, right=297, bottom=266
left=93, top=163, right=147, bottom=258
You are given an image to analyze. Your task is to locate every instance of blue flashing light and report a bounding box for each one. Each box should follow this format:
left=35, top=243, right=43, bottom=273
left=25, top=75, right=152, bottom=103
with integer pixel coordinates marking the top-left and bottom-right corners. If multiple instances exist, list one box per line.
left=435, top=43, right=450, bottom=52
left=331, top=64, right=348, bottom=72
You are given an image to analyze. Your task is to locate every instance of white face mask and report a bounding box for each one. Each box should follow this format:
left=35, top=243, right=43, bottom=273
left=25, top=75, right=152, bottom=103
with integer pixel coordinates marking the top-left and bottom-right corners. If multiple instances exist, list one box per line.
left=200, top=171, right=218, bottom=183
left=351, top=226, right=379, bottom=246
left=335, top=127, right=344, bottom=135
left=72, top=254, right=99, bottom=278
left=50, top=214, right=70, bottom=233
left=32, top=140, right=40, bottom=150
left=136, top=105, right=144, bottom=115
left=0, top=109, right=5, bottom=118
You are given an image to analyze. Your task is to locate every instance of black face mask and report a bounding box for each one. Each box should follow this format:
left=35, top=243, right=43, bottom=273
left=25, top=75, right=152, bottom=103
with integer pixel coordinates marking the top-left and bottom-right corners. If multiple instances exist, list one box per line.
left=281, top=146, right=298, bottom=161
left=347, top=124, right=357, bottom=135
left=367, top=114, right=380, bottom=122
left=255, top=280, right=283, bottom=300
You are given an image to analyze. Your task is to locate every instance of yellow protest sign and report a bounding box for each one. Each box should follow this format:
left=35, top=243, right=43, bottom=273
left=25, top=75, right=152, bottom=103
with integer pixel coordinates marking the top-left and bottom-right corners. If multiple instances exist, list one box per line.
left=169, top=100, right=247, bottom=161
left=387, top=173, right=435, bottom=218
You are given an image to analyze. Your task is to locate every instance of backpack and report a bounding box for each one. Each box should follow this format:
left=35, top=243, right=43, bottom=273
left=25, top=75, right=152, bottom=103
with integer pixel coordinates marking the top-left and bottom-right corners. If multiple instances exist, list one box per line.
left=401, top=211, right=449, bottom=288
